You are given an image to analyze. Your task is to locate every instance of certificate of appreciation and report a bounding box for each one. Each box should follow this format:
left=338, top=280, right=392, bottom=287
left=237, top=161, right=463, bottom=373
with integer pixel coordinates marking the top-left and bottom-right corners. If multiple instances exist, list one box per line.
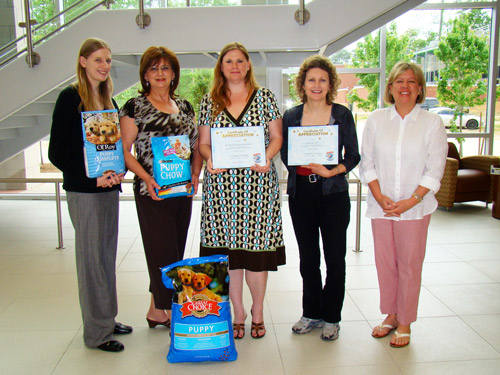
left=211, top=126, right=266, bottom=169
left=288, top=125, right=339, bottom=166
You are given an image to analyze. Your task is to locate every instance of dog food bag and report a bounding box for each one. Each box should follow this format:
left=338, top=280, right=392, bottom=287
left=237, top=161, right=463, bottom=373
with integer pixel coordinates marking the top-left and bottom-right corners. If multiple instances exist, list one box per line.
left=81, top=109, right=126, bottom=178
left=161, top=255, right=237, bottom=363
left=151, top=136, right=194, bottom=198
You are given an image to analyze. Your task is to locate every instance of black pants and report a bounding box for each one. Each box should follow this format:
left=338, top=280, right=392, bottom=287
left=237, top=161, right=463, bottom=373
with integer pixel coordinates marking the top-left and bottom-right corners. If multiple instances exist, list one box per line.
left=135, top=190, right=192, bottom=310
left=289, top=178, right=350, bottom=323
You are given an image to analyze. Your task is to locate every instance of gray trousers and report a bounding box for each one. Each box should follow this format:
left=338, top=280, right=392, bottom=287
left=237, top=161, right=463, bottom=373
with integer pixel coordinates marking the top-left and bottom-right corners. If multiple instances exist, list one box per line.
left=67, top=190, right=119, bottom=347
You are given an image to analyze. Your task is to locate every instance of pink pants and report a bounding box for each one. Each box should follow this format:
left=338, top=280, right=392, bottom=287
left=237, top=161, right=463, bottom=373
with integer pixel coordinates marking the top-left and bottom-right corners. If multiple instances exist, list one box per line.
left=371, top=215, right=431, bottom=325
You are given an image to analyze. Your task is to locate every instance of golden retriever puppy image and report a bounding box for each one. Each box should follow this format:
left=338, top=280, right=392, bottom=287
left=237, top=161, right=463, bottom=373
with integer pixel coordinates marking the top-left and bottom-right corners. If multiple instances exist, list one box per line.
left=192, top=272, right=222, bottom=302
left=177, top=268, right=195, bottom=304
left=99, top=121, right=118, bottom=143
left=86, top=119, right=101, bottom=137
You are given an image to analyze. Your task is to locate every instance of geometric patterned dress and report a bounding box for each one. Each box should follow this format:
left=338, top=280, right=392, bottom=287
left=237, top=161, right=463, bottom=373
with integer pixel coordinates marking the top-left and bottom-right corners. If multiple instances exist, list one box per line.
left=198, top=88, right=286, bottom=271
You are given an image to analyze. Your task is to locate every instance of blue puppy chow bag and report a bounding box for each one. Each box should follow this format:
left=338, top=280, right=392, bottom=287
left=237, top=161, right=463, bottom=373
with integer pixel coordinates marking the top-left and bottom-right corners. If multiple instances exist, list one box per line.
left=161, top=255, right=237, bottom=363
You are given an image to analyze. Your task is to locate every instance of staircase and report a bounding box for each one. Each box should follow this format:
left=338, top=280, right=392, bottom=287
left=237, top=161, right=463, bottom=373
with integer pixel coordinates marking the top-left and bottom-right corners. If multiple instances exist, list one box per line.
left=0, top=0, right=424, bottom=164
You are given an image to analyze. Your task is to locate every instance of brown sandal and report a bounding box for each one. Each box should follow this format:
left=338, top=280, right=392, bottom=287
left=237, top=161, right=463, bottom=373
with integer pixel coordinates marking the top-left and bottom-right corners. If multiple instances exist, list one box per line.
left=251, top=321, right=266, bottom=339
left=233, top=323, right=245, bottom=339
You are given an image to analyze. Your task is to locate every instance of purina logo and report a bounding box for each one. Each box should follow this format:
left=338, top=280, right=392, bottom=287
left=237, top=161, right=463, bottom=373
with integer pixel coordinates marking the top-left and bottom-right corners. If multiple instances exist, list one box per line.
left=179, top=294, right=221, bottom=318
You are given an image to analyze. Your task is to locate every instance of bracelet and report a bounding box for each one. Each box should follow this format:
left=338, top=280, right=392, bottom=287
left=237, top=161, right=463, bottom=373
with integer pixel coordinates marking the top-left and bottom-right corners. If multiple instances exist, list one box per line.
left=335, top=166, right=340, bottom=175
left=412, top=193, right=423, bottom=203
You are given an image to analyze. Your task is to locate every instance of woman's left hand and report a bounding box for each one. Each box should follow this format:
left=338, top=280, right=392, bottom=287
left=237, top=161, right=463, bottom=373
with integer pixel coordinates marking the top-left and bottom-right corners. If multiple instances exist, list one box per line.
left=383, top=198, right=415, bottom=217
left=188, top=175, right=199, bottom=197
left=251, top=158, right=271, bottom=173
left=302, top=163, right=337, bottom=178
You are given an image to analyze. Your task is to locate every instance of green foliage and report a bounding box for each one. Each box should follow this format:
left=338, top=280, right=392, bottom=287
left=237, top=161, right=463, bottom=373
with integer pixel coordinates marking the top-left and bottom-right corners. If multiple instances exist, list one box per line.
left=435, top=9, right=500, bottom=143
left=436, top=9, right=491, bottom=129
left=114, top=84, right=141, bottom=108
left=287, top=73, right=300, bottom=108
left=178, top=69, right=213, bottom=117
left=330, top=49, right=351, bottom=65
left=347, top=23, right=437, bottom=111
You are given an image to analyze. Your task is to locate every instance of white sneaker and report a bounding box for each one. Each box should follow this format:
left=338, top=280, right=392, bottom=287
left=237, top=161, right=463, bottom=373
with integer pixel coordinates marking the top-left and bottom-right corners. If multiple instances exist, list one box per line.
left=321, top=322, right=340, bottom=341
left=292, top=317, right=324, bottom=334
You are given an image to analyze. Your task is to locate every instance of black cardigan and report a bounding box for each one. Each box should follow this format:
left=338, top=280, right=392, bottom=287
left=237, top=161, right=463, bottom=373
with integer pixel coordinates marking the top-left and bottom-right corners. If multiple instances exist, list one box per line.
left=48, top=85, right=120, bottom=193
left=280, top=103, right=360, bottom=198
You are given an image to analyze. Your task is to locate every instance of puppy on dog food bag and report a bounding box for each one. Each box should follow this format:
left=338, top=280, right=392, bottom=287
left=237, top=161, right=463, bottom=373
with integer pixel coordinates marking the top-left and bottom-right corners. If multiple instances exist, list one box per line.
left=161, top=255, right=237, bottom=363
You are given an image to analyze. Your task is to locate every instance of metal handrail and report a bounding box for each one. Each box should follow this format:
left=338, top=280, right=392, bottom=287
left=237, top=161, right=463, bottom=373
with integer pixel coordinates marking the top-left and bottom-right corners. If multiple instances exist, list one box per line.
left=0, top=0, right=111, bottom=68
left=0, top=176, right=364, bottom=253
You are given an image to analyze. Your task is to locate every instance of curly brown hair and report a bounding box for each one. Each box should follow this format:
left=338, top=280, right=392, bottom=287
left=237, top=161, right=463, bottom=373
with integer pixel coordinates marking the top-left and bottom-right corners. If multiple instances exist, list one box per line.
left=295, top=55, right=340, bottom=104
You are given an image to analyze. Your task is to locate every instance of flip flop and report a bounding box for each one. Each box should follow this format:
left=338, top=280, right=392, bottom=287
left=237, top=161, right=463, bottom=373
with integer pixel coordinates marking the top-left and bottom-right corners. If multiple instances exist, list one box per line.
left=390, top=330, right=411, bottom=348
left=251, top=321, right=266, bottom=339
left=233, top=323, right=245, bottom=339
left=371, top=323, right=396, bottom=338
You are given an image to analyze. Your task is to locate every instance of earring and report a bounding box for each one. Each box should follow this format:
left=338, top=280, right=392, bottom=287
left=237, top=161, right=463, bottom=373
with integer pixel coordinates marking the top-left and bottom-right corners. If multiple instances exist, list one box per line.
left=171, top=80, right=174, bottom=86
left=145, top=81, right=150, bottom=87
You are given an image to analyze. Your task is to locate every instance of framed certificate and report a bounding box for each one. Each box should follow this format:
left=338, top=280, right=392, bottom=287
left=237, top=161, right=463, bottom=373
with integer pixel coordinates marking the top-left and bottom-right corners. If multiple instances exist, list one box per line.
left=288, top=125, right=339, bottom=166
left=211, top=126, right=266, bottom=169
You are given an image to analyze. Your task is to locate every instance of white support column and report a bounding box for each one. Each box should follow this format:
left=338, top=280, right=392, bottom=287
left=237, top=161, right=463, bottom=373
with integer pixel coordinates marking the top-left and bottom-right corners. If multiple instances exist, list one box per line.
left=378, top=26, right=387, bottom=109
left=485, top=2, right=499, bottom=155
left=266, top=67, right=285, bottom=185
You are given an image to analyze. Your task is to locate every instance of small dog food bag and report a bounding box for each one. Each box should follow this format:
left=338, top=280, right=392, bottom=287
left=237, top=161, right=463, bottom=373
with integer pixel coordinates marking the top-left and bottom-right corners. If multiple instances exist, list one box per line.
left=151, top=136, right=194, bottom=198
left=81, top=109, right=126, bottom=178
left=161, top=255, right=237, bottom=363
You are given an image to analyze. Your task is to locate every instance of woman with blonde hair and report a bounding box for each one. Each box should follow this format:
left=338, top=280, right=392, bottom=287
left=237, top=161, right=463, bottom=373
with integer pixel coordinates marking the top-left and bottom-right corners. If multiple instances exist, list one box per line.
left=360, top=61, right=447, bottom=348
left=281, top=55, right=360, bottom=341
left=49, top=38, right=131, bottom=352
left=198, top=42, right=285, bottom=339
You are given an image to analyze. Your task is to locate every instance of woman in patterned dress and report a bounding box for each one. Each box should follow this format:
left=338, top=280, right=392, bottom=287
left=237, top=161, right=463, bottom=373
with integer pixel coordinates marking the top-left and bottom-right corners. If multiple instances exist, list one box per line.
left=120, top=46, right=202, bottom=328
left=198, top=42, right=285, bottom=339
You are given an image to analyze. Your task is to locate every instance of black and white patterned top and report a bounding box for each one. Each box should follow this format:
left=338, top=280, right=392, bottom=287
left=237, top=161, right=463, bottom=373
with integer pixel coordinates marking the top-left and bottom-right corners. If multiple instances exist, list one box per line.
left=119, top=95, right=198, bottom=196
left=198, top=88, right=286, bottom=271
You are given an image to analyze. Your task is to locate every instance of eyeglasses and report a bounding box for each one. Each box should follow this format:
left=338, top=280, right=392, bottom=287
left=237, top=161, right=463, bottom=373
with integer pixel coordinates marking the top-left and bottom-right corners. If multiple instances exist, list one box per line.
left=148, top=65, right=171, bottom=73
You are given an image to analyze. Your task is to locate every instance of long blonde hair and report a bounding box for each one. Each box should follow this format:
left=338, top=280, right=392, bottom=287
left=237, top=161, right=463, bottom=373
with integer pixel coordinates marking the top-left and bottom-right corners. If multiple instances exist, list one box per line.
left=75, top=38, right=114, bottom=111
left=210, top=42, right=259, bottom=117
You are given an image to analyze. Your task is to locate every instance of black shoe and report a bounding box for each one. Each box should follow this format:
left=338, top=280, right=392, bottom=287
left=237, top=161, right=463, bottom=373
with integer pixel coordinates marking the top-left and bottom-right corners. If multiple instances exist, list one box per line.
left=97, top=340, right=124, bottom=352
left=114, top=322, right=133, bottom=335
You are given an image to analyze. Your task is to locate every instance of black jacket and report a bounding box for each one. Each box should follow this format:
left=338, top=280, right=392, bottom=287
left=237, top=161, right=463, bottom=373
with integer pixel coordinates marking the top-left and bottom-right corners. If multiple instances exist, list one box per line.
left=281, top=103, right=360, bottom=198
left=49, top=85, right=120, bottom=193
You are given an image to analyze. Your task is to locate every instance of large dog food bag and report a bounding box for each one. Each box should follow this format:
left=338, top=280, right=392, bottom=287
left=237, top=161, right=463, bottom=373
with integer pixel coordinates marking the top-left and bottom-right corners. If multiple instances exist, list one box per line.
left=161, top=255, right=237, bottom=363
left=81, top=109, right=126, bottom=178
left=152, top=136, right=194, bottom=198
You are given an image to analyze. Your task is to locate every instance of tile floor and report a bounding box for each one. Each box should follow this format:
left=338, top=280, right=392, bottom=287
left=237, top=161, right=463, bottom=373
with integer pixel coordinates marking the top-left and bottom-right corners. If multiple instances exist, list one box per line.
left=0, top=197, right=500, bottom=374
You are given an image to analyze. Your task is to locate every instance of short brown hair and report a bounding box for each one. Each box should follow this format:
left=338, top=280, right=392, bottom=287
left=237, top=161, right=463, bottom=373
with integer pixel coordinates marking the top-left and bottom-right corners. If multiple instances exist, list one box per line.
left=295, top=55, right=340, bottom=104
left=384, top=61, right=426, bottom=105
left=139, top=46, right=180, bottom=99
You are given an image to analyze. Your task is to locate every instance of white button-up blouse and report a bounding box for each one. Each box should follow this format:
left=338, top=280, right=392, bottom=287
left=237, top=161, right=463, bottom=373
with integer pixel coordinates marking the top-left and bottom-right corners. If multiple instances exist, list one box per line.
left=360, top=104, right=448, bottom=220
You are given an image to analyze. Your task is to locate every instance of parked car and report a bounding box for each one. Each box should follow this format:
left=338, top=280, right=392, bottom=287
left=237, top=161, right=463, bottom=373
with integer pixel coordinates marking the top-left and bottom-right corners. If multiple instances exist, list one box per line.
left=421, top=97, right=439, bottom=110
left=429, top=107, right=481, bottom=130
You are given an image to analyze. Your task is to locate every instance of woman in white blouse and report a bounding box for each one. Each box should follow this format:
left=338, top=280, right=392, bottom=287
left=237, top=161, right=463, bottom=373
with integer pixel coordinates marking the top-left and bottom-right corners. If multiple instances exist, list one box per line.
left=360, top=62, right=447, bottom=348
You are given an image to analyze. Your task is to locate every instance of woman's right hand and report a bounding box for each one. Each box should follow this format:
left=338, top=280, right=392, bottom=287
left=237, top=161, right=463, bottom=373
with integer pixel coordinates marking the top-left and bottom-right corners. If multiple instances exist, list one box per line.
left=206, top=158, right=227, bottom=175
left=97, top=172, right=124, bottom=188
left=144, top=175, right=162, bottom=201
left=375, top=194, right=397, bottom=212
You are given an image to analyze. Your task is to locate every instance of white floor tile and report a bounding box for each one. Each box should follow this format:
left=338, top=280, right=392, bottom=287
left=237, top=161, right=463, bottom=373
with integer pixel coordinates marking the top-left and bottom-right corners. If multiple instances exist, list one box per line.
left=0, top=198, right=499, bottom=374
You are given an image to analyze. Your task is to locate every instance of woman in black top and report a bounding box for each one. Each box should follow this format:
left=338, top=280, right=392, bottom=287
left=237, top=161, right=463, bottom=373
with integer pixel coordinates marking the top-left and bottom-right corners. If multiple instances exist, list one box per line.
left=49, top=38, right=131, bottom=352
left=281, top=55, right=360, bottom=341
